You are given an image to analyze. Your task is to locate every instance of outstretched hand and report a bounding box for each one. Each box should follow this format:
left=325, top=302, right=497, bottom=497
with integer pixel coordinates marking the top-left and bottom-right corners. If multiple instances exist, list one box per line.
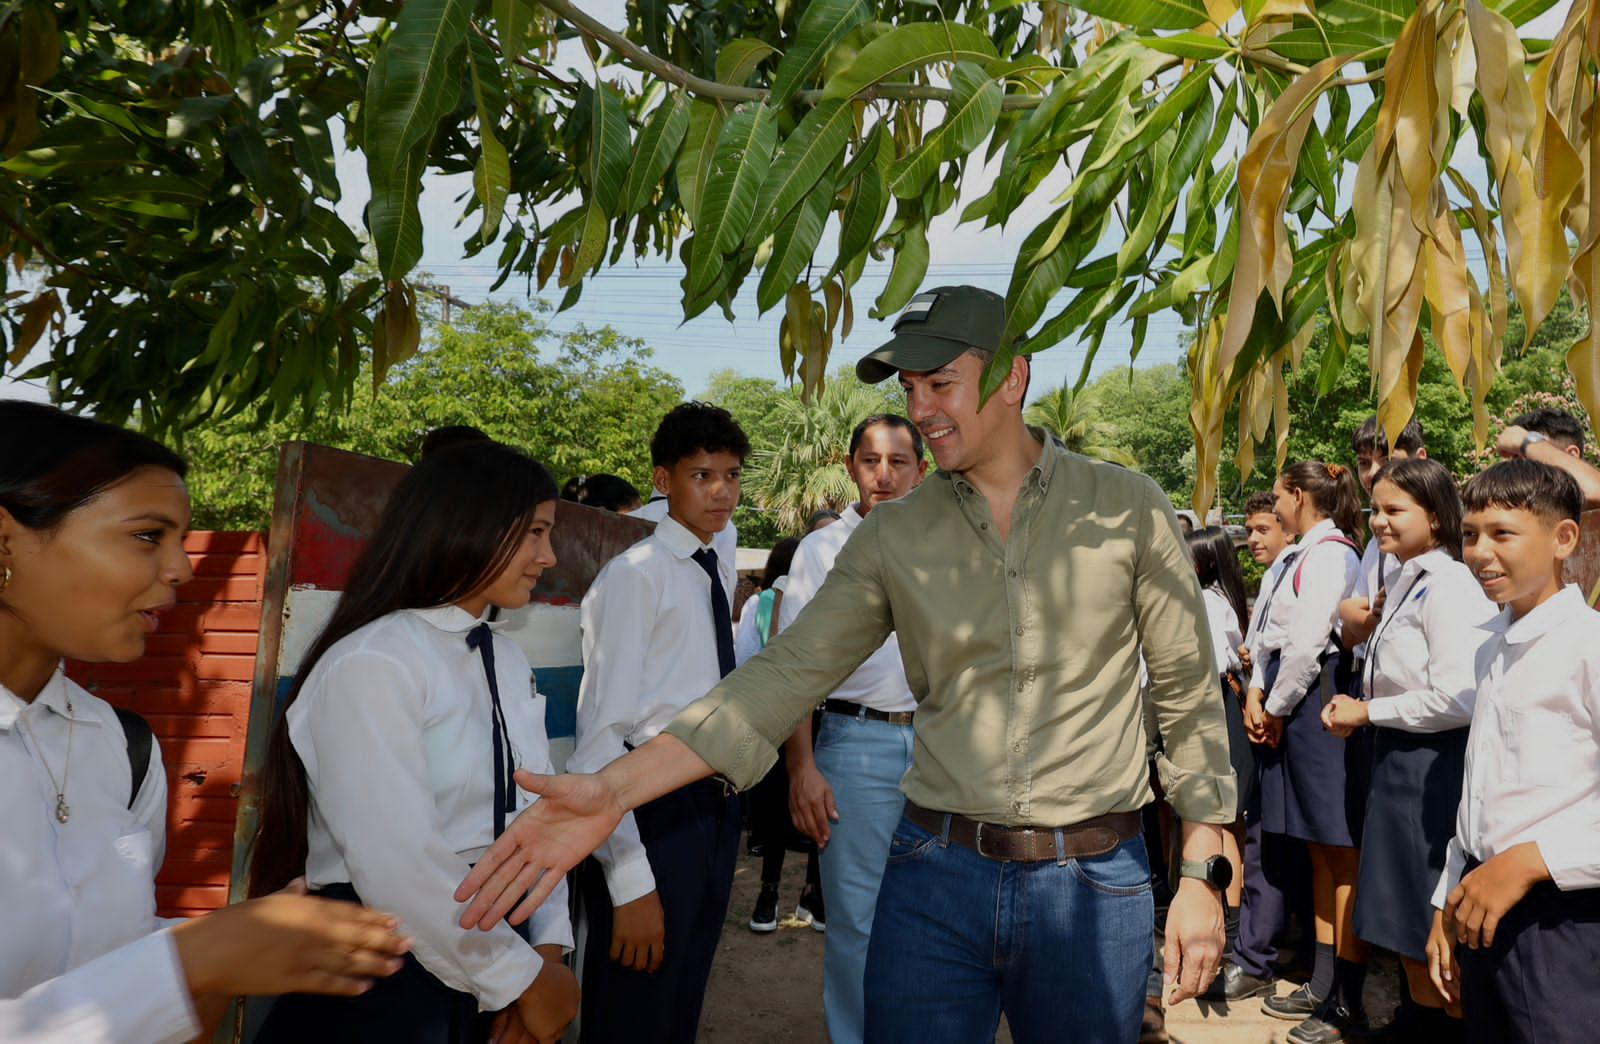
left=455, top=770, right=627, bottom=930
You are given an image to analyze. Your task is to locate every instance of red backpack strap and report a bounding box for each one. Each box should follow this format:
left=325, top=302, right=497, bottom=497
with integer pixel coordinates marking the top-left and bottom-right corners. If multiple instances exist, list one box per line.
left=1292, top=534, right=1360, bottom=596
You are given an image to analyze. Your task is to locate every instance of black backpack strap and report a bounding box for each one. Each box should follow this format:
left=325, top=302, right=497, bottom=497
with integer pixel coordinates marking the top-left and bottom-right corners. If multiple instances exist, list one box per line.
left=112, top=707, right=154, bottom=810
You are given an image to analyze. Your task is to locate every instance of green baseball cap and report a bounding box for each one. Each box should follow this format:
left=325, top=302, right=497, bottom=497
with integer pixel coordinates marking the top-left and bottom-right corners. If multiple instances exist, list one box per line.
left=854, top=285, right=1008, bottom=384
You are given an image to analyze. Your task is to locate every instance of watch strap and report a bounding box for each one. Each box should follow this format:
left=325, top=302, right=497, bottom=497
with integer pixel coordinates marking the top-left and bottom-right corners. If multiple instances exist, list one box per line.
left=1521, top=431, right=1548, bottom=456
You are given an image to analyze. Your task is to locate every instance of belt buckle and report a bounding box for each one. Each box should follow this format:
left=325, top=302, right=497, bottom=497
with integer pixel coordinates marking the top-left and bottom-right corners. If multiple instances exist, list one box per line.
left=974, top=821, right=1023, bottom=862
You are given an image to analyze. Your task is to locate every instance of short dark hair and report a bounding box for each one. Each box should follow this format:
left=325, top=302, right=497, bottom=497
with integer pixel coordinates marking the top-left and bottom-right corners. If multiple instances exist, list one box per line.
left=761, top=536, right=801, bottom=590
left=420, top=424, right=490, bottom=459
left=1462, top=459, right=1583, bottom=524
left=1511, top=408, right=1586, bottom=451
left=0, top=400, right=188, bottom=532
left=849, top=414, right=924, bottom=460
left=575, top=474, right=642, bottom=513
left=1352, top=415, right=1425, bottom=457
left=806, top=509, right=841, bottom=531
left=650, top=402, right=750, bottom=469
left=1372, top=457, right=1465, bottom=560
left=1243, top=491, right=1278, bottom=518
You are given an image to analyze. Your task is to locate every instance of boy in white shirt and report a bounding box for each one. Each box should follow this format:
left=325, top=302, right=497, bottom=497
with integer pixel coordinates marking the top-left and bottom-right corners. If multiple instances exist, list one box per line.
left=1428, top=459, right=1600, bottom=1043
left=568, top=402, right=750, bottom=1043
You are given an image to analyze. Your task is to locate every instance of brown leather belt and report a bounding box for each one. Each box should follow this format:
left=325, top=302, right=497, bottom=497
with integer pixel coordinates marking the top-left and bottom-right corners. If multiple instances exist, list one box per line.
left=822, top=699, right=914, bottom=726
left=903, top=801, right=1141, bottom=863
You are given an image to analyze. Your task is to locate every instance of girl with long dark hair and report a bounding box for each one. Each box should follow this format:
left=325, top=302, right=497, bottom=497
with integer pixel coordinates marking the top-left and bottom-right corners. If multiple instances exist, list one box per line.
left=1247, top=461, right=1370, bottom=1043
left=0, top=401, right=408, bottom=1042
left=250, top=439, right=579, bottom=1044
left=1321, top=458, right=1493, bottom=1042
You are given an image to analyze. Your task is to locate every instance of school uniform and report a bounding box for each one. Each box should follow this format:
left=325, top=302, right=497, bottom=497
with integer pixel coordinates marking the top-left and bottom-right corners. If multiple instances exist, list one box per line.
left=257, top=606, right=573, bottom=1044
left=1353, top=551, right=1496, bottom=961
left=1433, top=584, right=1600, bottom=1044
left=1348, top=535, right=1386, bottom=695
left=569, top=513, right=742, bottom=1044
left=0, top=669, right=197, bottom=1044
left=1257, top=518, right=1365, bottom=847
left=1200, top=585, right=1251, bottom=819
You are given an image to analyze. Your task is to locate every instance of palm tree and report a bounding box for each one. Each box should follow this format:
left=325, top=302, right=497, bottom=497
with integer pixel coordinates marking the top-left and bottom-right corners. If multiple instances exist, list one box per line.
left=745, top=378, right=901, bottom=533
left=1024, top=385, right=1139, bottom=467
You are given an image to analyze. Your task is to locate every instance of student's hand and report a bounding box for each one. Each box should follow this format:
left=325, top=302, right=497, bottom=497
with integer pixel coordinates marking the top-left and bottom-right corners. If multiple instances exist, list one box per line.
left=171, top=878, right=410, bottom=999
left=505, top=946, right=580, bottom=1044
left=1320, top=693, right=1370, bottom=738
left=1244, top=688, right=1268, bottom=744
left=1163, top=878, right=1225, bottom=1004
left=1259, top=709, right=1284, bottom=748
left=1237, top=644, right=1253, bottom=674
left=458, top=769, right=628, bottom=930
left=788, top=761, right=839, bottom=847
left=611, top=891, right=666, bottom=972
left=1445, top=842, right=1551, bottom=949
left=1426, top=909, right=1462, bottom=1012
left=1338, top=595, right=1380, bottom=646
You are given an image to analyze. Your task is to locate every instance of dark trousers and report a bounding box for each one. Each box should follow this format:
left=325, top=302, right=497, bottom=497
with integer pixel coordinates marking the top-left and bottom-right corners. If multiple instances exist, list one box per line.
left=1456, top=869, right=1600, bottom=1044
left=1233, top=799, right=1310, bottom=978
left=579, top=780, right=741, bottom=1044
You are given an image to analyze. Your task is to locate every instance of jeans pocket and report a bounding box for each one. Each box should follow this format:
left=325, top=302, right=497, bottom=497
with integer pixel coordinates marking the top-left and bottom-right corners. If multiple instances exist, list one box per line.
left=1068, top=838, right=1152, bottom=897
left=886, top=818, right=940, bottom=864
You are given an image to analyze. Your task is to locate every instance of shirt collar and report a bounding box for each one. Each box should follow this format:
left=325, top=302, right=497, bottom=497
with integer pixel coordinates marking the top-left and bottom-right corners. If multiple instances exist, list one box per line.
left=840, top=504, right=865, bottom=528
left=949, top=429, right=1058, bottom=502
left=409, top=603, right=501, bottom=634
left=0, top=667, right=93, bottom=730
left=654, top=512, right=713, bottom=560
left=1300, top=517, right=1339, bottom=545
left=1396, top=547, right=1452, bottom=583
left=1495, top=583, right=1587, bottom=644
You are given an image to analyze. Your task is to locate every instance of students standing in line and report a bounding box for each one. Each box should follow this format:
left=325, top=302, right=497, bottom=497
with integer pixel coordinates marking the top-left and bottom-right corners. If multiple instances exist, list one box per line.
left=250, top=439, right=579, bottom=1044
left=1427, top=460, right=1600, bottom=1044
left=0, top=401, right=410, bottom=1044
left=566, top=402, right=749, bottom=1043
left=780, top=414, right=927, bottom=1044
left=1321, top=458, right=1495, bottom=1042
left=1246, top=462, right=1369, bottom=1044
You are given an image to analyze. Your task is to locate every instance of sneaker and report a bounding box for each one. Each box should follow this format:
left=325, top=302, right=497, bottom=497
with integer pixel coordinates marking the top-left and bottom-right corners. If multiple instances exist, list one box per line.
left=1263, top=983, right=1324, bottom=1021
left=748, top=883, right=779, bottom=933
left=795, top=884, right=825, bottom=932
left=1285, top=1001, right=1370, bottom=1044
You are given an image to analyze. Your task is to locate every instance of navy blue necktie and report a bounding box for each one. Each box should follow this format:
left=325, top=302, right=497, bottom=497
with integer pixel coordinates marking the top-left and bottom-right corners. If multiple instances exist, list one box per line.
left=691, top=548, right=737, bottom=678
left=466, top=623, right=516, bottom=838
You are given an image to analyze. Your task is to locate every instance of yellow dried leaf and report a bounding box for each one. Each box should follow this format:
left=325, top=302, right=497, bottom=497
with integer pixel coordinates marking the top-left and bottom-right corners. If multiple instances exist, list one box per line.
left=1189, top=317, right=1226, bottom=520
left=8, top=290, right=58, bottom=367
left=1377, top=330, right=1427, bottom=452
left=1373, top=1, right=1442, bottom=232
left=1421, top=189, right=1473, bottom=390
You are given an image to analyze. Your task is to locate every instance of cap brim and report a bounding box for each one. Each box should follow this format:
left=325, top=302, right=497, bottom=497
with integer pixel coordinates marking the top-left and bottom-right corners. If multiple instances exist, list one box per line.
left=854, top=331, right=971, bottom=384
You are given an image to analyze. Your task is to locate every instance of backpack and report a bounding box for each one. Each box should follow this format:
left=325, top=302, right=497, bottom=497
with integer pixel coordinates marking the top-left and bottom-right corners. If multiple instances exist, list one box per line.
left=1292, top=534, right=1360, bottom=596
left=112, top=706, right=154, bottom=809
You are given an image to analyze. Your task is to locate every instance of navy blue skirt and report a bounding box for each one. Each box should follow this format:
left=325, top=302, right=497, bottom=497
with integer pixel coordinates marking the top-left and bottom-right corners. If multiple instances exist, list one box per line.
left=1259, top=652, right=1370, bottom=848
left=1355, top=726, right=1468, bottom=960
left=1220, top=672, right=1255, bottom=820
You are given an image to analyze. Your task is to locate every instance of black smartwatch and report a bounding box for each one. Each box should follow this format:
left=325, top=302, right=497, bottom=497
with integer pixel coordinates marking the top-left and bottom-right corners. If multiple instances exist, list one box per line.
left=1178, top=855, right=1233, bottom=893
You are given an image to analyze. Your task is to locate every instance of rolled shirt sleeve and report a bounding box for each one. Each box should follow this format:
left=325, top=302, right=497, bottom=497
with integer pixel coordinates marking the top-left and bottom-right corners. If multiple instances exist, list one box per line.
left=1132, top=483, right=1236, bottom=825
left=0, top=928, right=198, bottom=1044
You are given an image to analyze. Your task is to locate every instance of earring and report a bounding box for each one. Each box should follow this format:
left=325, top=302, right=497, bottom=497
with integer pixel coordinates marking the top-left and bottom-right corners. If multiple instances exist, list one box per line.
left=0, top=563, right=10, bottom=594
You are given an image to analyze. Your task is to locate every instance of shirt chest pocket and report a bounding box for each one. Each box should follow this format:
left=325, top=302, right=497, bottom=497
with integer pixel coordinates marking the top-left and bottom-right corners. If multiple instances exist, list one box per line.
left=1506, top=709, right=1592, bottom=788
left=79, top=828, right=159, bottom=943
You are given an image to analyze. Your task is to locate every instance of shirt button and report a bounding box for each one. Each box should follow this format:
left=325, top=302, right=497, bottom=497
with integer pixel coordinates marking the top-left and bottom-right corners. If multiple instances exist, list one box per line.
left=1013, top=741, right=1023, bottom=752
left=1008, top=569, right=1017, bottom=577
left=1015, top=625, right=1024, bottom=636
left=980, top=522, right=988, bottom=530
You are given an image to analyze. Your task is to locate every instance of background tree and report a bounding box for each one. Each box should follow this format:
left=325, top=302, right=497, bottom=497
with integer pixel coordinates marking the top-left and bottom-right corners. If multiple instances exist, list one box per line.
left=1023, top=384, right=1136, bottom=465
left=5, top=0, right=1594, bottom=504
left=181, top=301, right=682, bottom=529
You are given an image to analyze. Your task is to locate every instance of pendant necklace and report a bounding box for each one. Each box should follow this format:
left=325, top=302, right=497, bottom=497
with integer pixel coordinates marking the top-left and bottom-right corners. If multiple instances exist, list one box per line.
left=18, top=700, right=74, bottom=823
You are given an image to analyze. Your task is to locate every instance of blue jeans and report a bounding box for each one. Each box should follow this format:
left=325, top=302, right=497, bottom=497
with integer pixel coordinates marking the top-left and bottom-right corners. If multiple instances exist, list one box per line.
left=814, top=711, right=915, bottom=1044
left=863, top=816, right=1153, bottom=1044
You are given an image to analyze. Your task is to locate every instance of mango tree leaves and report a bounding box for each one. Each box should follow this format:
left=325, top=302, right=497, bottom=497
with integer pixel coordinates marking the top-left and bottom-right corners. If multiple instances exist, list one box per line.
left=823, top=22, right=998, bottom=101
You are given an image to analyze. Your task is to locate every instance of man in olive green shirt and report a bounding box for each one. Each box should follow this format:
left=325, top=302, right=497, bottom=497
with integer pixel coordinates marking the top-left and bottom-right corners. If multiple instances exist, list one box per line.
left=457, top=285, right=1236, bottom=1042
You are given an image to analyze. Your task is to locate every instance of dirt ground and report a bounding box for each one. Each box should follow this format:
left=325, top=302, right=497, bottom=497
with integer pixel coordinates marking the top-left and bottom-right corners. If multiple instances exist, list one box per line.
left=701, top=849, right=1399, bottom=1043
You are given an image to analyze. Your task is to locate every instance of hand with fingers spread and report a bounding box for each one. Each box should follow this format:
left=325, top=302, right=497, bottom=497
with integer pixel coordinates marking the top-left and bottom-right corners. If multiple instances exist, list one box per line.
left=171, top=878, right=410, bottom=999
left=787, top=759, right=839, bottom=847
left=610, top=892, right=665, bottom=973
left=1444, top=842, right=1550, bottom=950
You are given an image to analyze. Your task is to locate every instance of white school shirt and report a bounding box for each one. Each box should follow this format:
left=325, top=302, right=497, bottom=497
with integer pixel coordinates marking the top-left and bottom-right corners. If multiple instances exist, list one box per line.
left=289, top=605, right=573, bottom=1013
left=631, top=496, right=738, bottom=568
left=1361, top=550, right=1498, bottom=732
left=732, top=577, right=786, bottom=668
left=778, top=504, right=917, bottom=714
left=570, top=513, right=737, bottom=905
left=1350, top=535, right=1384, bottom=659
left=1200, top=587, right=1245, bottom=676
left=1263, top=518, right=1361, bottom=717
left=0, top=669, right=199, bottom=1044
left=1432, top=584, right=1600, bottom=906
left=1245, top=544, right=1302, bottom=691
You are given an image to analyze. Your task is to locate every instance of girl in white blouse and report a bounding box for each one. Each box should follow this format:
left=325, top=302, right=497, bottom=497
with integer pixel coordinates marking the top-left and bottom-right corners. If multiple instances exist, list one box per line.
left=1322, top=458, right=1495, bottom=1039
left=0, top=401, right=409, bottom=1044
left=250, top=439, right=578, bottom=1044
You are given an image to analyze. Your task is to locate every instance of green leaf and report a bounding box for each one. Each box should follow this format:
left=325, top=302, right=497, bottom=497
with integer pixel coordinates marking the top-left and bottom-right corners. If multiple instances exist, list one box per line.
left=493, top=0, right=533, bottom=64
left=675, top=101, right=724, bottom=226
left=770, top=0, right=874, bottom=105
left=568, top=202, right=609, bottom=284
left=278, top=98, right=338, bottom=201
left=758, top=176, right=834, bottom=312
left=835, top=163, right=887, bottom=271
left=872, top=221, right=929, bottom=317
left=1056, top=64, right=1211, bottom=202
left=1004, top=206, right=1087, bottom=343
left=751, top=98, right=853, bottom=242
left=1317, top=0, right=1412, bottom=38
left=585, top=80, right=632, bottom=216
left=1063, top=0, right=1210, bottom=31
left=364, top=0, right=473, bottom=277
left=823, top=23, right=999, bottom=101
left=1492, top=0, right=1563, bottom=21
left=888, top=62, right=1002, bottom=199
left=717, top=37, right=779, bottom=85
left=470, top=53, right=510, bottom=239
left=622, top=92, right=691, bottom=217
left=688, top=103, right=778, bottom=301
left=1136, top=31, right=1233, bottom=59
left=1129, top=254, right=1214, bottom=316
left=1264, top=27, right=1388, bottom=62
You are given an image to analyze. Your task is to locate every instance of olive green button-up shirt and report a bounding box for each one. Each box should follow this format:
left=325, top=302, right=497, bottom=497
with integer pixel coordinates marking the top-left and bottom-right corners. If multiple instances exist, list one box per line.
left=665, top=435, right=1237, bottom=826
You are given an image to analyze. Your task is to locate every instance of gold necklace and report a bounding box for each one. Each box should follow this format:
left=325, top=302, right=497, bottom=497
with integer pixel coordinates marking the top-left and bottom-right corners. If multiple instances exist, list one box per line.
left=17, top=700, right=74, bottom=823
